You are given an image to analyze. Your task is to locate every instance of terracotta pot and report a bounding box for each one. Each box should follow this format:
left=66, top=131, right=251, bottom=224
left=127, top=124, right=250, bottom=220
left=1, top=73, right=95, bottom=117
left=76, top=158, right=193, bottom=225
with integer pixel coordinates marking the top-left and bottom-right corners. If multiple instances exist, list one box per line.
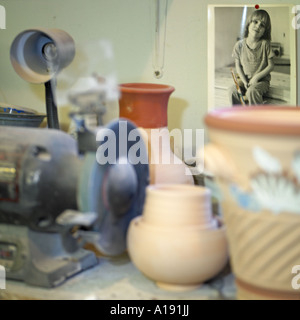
left=119, top=83, right=194, bottom=185
left=199, top=106, right=300, bottom=300
left=127, top=184, right=228, bottom=292
left=119, top=83, right=173, bottom=128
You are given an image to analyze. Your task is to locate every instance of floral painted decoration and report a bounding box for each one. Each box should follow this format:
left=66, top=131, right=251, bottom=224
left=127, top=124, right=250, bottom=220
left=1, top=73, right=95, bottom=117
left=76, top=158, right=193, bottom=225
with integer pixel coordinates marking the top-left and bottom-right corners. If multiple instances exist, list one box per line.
left=229, top=146, right=300, bottom=215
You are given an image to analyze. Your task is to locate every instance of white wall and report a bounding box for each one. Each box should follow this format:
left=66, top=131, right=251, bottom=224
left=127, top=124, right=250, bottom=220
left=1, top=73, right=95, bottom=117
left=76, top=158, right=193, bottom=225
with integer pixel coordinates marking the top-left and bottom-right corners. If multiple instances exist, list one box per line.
left=215, top=7, right=244, bottom=70
left=269, top=6, right=291, bottom=56
left=0, top=0, right=299, bottom=153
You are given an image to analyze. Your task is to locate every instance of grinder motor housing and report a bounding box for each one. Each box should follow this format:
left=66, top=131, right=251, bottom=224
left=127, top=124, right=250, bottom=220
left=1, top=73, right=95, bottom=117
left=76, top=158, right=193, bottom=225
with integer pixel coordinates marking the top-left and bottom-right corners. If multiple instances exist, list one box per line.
left=0, top=121, right=149, bottom=287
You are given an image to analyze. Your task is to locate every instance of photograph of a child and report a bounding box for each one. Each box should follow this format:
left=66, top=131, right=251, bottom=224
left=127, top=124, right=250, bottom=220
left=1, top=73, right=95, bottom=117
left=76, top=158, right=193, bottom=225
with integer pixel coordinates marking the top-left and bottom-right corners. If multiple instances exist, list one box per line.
left=208, top=5, right=297, bottom=110
left=229, top=9, right=274, bottom=105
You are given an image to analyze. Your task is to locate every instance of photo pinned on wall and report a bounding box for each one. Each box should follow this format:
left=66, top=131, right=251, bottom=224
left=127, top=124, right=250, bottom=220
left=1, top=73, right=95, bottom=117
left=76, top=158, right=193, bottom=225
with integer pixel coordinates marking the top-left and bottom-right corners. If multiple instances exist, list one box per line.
left=207, top=4, right=297, bottom=111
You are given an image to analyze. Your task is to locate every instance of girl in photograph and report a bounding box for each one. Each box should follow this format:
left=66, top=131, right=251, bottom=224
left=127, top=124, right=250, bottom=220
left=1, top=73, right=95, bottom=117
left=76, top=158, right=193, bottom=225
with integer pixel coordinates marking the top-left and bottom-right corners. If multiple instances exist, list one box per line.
left=228, top=9, right=275, bottom=105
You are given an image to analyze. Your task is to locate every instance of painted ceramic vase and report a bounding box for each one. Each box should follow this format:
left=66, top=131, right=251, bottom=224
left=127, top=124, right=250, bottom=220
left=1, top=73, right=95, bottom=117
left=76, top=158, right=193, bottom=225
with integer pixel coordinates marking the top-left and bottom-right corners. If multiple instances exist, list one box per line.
left=119, top=83, right=194, bottom=185
left=127, top=184, right=228, bottom=292
left=199, top=106, right=300, bottom=300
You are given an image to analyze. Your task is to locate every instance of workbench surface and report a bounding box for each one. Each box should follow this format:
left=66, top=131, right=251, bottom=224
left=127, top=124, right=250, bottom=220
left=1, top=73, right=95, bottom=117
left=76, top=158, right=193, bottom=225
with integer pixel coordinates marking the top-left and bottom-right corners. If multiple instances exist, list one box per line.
left=0, top=253, right=236, bottom=300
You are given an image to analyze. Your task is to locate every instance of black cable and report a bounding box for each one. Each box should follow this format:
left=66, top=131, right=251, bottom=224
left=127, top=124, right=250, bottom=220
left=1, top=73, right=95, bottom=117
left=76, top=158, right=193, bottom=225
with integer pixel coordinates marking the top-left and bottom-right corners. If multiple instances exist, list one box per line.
left=45, top=79, right=60, bottom=129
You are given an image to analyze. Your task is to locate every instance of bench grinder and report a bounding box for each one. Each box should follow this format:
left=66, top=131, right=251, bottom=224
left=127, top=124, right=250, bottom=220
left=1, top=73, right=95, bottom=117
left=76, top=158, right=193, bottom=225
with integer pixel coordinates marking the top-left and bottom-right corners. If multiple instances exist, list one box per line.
left=0, top=118, right=149, bottom=288
left=0, top=29, right=149, bottom=288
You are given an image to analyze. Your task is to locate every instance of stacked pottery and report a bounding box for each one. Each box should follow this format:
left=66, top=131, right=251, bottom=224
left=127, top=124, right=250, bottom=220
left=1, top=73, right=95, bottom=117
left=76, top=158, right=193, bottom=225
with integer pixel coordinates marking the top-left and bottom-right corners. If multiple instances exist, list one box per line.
left=199, top=106, right=300, bottom=300
left=118, top=83, right=194, bottom=185
left=127, top=184, right=229, bottom=292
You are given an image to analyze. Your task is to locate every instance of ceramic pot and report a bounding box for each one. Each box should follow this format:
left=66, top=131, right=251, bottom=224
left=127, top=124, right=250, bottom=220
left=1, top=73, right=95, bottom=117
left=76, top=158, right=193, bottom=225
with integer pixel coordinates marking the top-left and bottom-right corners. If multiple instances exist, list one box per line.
left=199, top=106, right=300, bottom=300
left=119, top=83, right=194, bottom=185
left=127, top=184, right=228, bottom=292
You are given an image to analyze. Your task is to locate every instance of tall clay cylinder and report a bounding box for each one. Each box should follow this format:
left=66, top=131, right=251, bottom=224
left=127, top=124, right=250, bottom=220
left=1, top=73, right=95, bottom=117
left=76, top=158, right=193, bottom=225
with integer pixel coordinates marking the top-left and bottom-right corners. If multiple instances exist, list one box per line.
left=118, top=82, right=194, bottom=185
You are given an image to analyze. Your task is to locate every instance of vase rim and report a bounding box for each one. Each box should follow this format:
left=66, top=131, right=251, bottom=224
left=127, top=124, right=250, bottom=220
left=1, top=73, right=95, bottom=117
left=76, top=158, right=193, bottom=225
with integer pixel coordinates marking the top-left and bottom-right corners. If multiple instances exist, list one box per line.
left=119, top=83, right=175, bottom=94
left=205, top=106, right=300, bottom=135
left=135, top=216, right=225, bottom=231
left=146, top=184, right=211, bottom=197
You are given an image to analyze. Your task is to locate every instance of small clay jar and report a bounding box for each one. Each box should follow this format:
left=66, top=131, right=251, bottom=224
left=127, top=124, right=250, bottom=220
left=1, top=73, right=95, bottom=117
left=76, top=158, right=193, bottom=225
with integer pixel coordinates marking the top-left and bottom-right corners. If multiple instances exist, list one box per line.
left=127, top=184, right=228, bottom=292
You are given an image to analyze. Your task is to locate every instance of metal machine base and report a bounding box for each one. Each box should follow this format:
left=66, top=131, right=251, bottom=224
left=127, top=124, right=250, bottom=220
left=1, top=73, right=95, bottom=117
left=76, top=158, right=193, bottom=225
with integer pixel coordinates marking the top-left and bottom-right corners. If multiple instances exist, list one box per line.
left=0, top=224, right=98, bottom=288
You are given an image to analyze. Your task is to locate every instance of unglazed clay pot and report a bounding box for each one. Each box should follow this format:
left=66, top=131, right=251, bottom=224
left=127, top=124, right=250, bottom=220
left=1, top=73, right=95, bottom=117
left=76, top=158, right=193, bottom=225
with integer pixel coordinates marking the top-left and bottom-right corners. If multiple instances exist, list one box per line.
left=199, top=106, right=300, bottom=300
left=118, top=83, right=194, bottom=185
left=127, top=184, right=228, bottom=292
